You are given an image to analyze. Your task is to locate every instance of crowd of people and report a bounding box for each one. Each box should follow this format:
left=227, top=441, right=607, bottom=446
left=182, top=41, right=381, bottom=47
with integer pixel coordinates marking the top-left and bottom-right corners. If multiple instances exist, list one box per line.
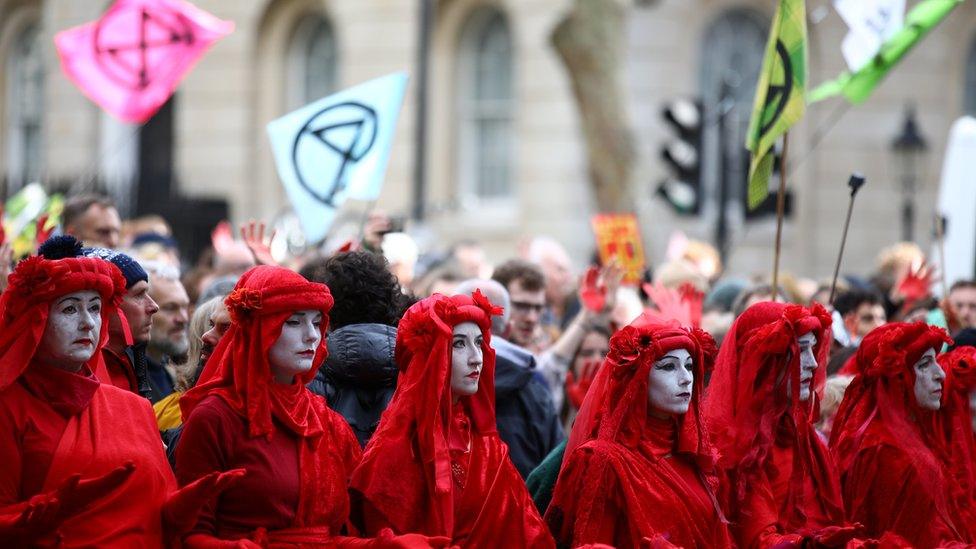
left=0, top=192, right=975, bottom=548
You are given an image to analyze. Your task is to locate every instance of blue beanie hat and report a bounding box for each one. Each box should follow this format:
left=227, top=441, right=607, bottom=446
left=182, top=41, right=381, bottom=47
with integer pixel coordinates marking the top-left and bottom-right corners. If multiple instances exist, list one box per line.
left=81, top=247, right=148, bottom=289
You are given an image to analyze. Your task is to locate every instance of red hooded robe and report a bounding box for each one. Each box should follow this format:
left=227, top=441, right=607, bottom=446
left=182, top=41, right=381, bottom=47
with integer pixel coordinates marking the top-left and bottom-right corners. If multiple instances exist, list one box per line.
left=830, top=322, right=973, bottom=547
left=703, top=301, right=849, bottom=548
left=349, top=292, right=553, bottom=548
left=0, top=244, right=176, bottom=546
left=938, top=345, right=976, bottom=541
left=178, top=265, right=364, bottom=546
left=545, top=315, right=731, bottom=548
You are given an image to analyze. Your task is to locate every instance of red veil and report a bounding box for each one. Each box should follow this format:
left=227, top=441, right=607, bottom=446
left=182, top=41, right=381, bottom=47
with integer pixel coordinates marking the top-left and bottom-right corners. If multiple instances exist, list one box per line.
left=829, top=322, right=969, bottom=546
left=348, top=292, right=551, bottom=548
left=546, top=314, right=730, bottom=547
left=702, top=301, right=845, bottom=547
left=180, top=265, right=359, bottom=530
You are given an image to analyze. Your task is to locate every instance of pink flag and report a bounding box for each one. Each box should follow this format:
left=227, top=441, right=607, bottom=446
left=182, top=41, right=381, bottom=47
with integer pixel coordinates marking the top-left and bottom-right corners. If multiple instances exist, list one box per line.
left=55, top=0, right=233, bottom=123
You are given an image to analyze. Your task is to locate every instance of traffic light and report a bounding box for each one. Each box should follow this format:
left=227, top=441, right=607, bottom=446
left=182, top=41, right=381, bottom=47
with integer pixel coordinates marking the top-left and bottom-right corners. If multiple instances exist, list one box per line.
left=657, top=98, right=703, bottom=215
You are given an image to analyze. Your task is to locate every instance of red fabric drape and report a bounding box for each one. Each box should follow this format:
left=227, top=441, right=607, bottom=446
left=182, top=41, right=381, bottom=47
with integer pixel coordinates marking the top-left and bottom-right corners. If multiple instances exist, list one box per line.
left=939, top=346, right=976, bottom=541
left=349, top=292, right=552, bottom=548
left=546, top=315, right=731, bottom=548
left=702, top=301, right=847, bottom=548
left=830, top=322, right=972, bottom=546
left=180, top=265, right=360, bottom=533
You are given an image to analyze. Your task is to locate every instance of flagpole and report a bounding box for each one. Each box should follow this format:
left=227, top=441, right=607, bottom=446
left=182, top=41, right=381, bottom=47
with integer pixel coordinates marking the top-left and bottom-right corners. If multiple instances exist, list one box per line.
left=935, top=211, right=949, bottom=303
left=771, top=132, right=790, bottom=302
left=828, top=173, right=866, bottom=305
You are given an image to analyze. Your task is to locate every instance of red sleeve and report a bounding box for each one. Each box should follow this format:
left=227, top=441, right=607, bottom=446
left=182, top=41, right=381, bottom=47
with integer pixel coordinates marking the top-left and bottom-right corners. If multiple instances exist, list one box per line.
left=175, top=397, right=235, bottom=537
left=733, top=470, right=803, bottom=549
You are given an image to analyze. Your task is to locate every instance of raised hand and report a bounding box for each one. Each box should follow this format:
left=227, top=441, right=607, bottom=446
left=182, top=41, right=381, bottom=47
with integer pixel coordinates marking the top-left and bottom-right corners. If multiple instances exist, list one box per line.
left=239, top=221, right=277, bottom=266
left=566, top=358, right=601, bottom=408
left=580, top=261, right=623, bottom=314
left=894, top=262, right=937, bottom=304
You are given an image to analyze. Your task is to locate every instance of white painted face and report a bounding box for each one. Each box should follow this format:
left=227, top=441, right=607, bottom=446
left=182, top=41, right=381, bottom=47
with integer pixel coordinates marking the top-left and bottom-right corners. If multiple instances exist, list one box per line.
left=797, top=332, right=819, bottom=402
left=36, top=290, right=102, bottom=372
left=913, top=348, right=945, bottom=411
left=450, top=322, right=484, bottom=400
left=268, top=309, right=322, bottom=384
left=648, top=348, right=694, bottom=416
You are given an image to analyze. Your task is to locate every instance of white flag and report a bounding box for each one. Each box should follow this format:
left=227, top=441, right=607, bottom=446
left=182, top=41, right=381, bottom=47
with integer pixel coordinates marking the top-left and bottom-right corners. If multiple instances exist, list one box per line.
left=834, top=0, right=905, bottom=71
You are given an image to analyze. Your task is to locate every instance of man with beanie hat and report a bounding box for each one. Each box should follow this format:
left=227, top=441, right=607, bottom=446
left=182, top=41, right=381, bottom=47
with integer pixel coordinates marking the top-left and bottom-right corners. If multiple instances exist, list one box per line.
left=82, top=247, right=160, bottom=400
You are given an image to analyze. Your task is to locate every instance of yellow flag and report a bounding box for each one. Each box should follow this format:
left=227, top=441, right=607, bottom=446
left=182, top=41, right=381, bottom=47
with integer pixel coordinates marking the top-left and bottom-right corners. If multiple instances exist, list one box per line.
left=746, top=0, right=807, bottom=210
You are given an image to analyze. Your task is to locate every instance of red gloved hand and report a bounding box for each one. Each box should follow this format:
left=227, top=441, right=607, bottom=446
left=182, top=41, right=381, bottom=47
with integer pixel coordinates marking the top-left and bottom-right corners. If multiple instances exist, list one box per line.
left=373, top=527, right=454, bottom=548
left=640, top=534, right=680, bottom=548
left=55, top=461, right=136, bottom=517
left=894, top=262, right=936, bottom=304
left=803, top=523, right=863, bottom=547
left=165, top=469, right=247, bottom=535
left=580, top=267, right=607, bottom=313
left=566, top=359, right=601, bottom=409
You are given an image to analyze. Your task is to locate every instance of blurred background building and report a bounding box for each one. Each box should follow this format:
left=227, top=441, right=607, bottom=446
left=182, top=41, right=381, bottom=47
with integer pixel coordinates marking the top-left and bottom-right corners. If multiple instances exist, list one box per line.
left=1, top=0, right=973, bottom=276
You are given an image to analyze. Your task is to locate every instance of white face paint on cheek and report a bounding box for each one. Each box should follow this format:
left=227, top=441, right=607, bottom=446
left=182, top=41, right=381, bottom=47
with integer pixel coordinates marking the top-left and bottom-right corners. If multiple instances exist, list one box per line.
left=268, top=310, right=322, bottom=382
left=38, top=291, right=102, bottom=370
left=913, top=348, right=944, bottom=411
left=450, top=322, right=484, bottom=398
left=797, top=332, right=818, bottom=402
left=648, top=348, right=694, bottom=416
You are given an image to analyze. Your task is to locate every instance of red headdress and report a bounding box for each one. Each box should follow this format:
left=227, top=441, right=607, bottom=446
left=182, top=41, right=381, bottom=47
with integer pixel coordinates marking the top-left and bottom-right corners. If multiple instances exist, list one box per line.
left=0, top=237, right=127, bottom=390
left=349, top=291, right=501, bottom=535
left=563, top=314, right=717, bottom=468
left=829, top=322, right=960, bottom=539
left=702, top=301, right=842, bottom=525
left=180, top=265, right=337, bottom=526
left=547, top=313, right=725, bottom=545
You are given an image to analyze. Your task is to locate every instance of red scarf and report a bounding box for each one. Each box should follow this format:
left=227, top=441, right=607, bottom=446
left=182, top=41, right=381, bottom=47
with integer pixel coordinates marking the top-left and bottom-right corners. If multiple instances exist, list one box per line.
left=547, top=316, right=729, bottom=547
left=349, top=292, right=551, bottom=547
left=180, top=265, right=344, bottom=527
left=702, top=301, right=845, bottom=539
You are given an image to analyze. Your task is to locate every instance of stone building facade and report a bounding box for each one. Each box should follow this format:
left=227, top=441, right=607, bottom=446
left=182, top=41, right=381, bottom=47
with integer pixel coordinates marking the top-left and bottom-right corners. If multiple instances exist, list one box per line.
left=1, top=0, right=975, bottom=279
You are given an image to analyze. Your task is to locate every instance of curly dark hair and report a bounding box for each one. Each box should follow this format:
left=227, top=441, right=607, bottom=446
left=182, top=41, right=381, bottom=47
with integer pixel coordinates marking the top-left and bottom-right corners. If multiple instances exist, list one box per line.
left=300, top=251, right=409, bottom=329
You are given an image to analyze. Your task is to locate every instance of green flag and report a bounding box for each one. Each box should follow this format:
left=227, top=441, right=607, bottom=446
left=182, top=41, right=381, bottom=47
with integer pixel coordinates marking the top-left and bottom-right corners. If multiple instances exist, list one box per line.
left=810, top=0, right=962, bottom=104
left=746, top=0, right=808, bottom=211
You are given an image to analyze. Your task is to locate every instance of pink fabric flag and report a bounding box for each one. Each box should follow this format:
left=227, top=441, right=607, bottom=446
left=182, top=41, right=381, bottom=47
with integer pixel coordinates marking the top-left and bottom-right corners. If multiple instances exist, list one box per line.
left=54, top=0, right=233, bottom=123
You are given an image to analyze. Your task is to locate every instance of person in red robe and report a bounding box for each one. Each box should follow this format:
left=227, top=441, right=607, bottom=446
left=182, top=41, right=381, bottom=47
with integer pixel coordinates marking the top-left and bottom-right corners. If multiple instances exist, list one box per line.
left=178, top=265, right=437, bottom=548
left=703, top=301, right=858, bottom=548
left=937, top=345, right=976, bottom=541
left=349, top=292, right=553, bottom=548
left=544, top=314, right=732, bottom=548
left=831, top=322, right=975, bottom=546
left=0, top=236, right=233, bottom=546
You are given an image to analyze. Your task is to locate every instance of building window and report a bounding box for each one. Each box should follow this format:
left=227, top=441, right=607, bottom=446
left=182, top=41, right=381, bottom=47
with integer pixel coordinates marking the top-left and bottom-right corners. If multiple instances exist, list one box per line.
left=5, top=23, right=44, bottom=191
left=286, top=15, right=337, bottom=109
left=965, top=35, right=976, bottom=115
left=699, top=9, right=769, bottom=214
left=457, top=8, right=514, bottom=204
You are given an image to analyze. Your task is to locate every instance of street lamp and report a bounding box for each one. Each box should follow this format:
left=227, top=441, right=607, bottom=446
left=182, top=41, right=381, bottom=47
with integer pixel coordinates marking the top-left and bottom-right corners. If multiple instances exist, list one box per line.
left=890, top=105, right=928, bottom=242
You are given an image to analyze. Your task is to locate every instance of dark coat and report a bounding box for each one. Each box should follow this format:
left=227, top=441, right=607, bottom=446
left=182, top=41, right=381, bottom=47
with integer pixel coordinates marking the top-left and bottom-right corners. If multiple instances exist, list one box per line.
left=308, top=323, right=398, bottom=448
left=493, top=337, right=565, bottom=478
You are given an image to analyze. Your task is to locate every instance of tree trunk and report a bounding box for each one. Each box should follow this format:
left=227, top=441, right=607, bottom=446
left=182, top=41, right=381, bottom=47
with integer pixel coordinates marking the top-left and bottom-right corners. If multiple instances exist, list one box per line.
left=551, top=0, right=637, bottom=213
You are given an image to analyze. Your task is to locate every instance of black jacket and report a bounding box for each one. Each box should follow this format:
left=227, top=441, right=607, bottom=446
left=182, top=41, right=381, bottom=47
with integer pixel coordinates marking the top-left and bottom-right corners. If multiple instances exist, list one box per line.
left=308, top=323, right=398, bottom=448
left=493, top=337, right=565, bottom=478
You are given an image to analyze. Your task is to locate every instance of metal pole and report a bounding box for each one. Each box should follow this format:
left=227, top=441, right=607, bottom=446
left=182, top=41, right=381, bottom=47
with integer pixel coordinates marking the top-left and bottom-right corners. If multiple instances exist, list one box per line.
left=412, top=0, right=433, bottom=221
left=715, top=82, right=730, bottom=262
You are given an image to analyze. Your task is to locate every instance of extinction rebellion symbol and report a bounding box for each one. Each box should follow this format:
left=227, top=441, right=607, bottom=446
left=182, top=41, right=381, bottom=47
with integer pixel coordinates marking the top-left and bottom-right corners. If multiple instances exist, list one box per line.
left=291, top=102, right=379, bottom=207
left=93, top=6, right=195, bottom=91
left=758, top=40, right=793, bottom=138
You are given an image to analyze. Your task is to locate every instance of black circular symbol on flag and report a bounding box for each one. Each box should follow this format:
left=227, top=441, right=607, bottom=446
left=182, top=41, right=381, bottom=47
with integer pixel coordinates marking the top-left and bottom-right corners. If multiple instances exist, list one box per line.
left=759, top=40, right=794, bottom=138
left=291, top=101, right=378, bottom=207
left=93, top=6, right=195, bottom=91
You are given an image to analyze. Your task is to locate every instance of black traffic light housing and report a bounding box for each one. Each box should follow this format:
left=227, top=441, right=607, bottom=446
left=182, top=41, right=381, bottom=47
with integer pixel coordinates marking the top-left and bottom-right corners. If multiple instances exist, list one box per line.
left=657, top=98, right=703, bottom=215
